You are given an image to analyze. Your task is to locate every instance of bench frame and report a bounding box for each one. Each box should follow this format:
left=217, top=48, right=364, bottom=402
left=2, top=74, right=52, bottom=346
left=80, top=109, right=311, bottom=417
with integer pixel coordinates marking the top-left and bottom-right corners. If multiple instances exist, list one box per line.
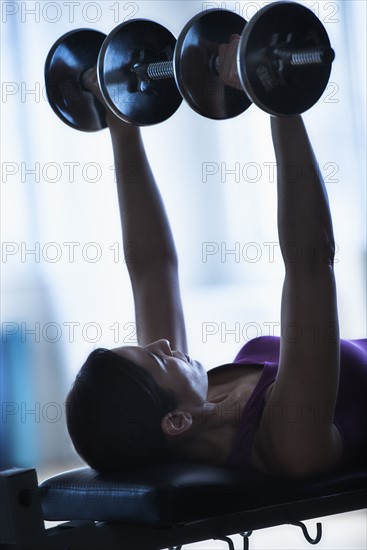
left=1, top=467, right=366, bottom=550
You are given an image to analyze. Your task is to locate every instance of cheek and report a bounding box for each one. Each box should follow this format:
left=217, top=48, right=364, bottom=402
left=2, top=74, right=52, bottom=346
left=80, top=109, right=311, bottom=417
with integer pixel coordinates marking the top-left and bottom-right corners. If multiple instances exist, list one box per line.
left=187, top=364, right=208, bottom=395
left=191, top=361, right=207, bottom=381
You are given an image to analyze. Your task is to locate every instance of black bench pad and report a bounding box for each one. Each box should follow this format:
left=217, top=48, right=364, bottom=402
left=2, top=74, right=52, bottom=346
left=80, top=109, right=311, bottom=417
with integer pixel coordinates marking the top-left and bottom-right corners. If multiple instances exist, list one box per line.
left=40, top=464, right=367, bottom=526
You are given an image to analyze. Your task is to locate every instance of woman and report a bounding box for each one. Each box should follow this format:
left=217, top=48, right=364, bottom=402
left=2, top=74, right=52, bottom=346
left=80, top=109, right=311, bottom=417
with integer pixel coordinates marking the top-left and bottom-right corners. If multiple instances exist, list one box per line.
left=66, top=38, right=366, bottom=478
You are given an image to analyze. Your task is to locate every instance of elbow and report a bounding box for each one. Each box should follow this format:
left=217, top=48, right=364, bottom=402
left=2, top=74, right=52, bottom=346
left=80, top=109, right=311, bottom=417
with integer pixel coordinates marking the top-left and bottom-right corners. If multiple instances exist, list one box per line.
left=126, top=246, right=179, bottom=276
left=283, top=237, right=336, bottom=277
left=127, top=251, right=179, bottom=285
left=313, top=236, right=336, bottom=268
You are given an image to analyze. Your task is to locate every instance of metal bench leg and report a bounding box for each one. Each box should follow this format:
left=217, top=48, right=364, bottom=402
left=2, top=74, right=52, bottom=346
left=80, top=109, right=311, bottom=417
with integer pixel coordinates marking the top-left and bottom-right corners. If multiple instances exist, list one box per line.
left=240, top=530, right=253, bottom=550
left=214, top=536, right=236, bottom=549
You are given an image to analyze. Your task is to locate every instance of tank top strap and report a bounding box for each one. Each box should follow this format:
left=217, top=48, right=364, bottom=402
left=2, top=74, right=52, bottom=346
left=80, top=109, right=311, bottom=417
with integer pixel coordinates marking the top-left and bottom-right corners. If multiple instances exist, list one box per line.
left=224, top=362, right=278, bottom=470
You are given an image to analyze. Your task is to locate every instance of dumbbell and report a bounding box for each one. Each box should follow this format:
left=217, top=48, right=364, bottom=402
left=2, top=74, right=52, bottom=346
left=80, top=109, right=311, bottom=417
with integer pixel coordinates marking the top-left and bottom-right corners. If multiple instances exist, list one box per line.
left=137, top=1, right=334, bottom=117
left=160, top=1, right=335, bottom=117
left=237, top=1, right=335, bottom=115
left=44, top=25, right=180, bottom=130
left=45, top=29, right=108, bottom=131
left=44, top=10, right=249, bottom=130
left=108, top=1, right=334, bottom=120
left=45, top=2, right=335, bottom=130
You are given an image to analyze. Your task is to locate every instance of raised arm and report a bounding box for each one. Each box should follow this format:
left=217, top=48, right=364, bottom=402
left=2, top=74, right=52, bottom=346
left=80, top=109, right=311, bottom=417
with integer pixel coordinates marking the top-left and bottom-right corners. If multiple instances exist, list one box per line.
left=106, top=116, right=188, bottom=351
left=258, top=116, right=342, bottom=477
left=79, top=63, right=188, bottom=352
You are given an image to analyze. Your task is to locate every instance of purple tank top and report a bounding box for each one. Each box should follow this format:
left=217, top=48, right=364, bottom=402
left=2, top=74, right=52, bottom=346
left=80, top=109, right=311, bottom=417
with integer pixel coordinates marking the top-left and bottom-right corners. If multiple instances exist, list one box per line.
left=217, top=336, right=367, bottom=472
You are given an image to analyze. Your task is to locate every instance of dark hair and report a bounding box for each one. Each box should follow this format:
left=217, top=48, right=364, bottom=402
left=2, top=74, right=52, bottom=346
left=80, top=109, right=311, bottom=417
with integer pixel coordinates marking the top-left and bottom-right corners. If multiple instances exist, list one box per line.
left=65, top=348, right=179, bottom=472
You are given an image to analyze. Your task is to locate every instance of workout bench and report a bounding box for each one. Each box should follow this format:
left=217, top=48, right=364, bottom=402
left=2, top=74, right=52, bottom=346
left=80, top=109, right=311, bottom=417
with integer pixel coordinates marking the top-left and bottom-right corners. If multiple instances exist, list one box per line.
left=1, top=463, right=366, bottom=549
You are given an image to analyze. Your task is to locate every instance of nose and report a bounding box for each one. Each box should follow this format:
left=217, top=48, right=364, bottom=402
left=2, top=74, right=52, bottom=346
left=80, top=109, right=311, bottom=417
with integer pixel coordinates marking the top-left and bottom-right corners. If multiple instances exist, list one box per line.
left=145, top=339, right=172, bottom=355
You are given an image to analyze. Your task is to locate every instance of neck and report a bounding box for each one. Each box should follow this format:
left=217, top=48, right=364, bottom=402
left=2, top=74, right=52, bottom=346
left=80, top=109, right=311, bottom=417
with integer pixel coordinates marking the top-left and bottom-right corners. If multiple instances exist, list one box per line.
left=173, top=397, right=244, bottom=465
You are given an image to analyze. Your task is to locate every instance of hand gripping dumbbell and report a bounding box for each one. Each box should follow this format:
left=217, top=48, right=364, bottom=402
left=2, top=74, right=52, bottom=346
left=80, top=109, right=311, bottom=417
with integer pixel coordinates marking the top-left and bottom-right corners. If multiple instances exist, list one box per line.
left=45, top=2, right=335, bottom=130
left=169, top=1, right=335, bottom=117
left=44, top=10, right=249, bottom=130
left=45, top=29, right=108, bottom=131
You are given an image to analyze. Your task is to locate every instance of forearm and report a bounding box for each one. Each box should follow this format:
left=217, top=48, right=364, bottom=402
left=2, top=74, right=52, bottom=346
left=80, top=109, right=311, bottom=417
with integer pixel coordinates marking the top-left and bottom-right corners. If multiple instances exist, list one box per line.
left=108, top=118, right=178, bottom=275
left=271, top=116, right=335, bottom=271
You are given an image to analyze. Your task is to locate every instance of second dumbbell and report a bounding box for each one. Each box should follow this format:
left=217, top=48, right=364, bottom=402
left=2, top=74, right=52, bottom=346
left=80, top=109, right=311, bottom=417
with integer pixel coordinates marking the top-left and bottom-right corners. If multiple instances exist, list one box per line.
left=44, top=10, right=251, bottom=130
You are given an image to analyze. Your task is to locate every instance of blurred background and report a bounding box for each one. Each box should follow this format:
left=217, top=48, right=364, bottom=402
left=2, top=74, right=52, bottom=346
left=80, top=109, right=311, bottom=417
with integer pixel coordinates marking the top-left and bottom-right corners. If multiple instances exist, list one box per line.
left=1, top=1, right=366, bottom=547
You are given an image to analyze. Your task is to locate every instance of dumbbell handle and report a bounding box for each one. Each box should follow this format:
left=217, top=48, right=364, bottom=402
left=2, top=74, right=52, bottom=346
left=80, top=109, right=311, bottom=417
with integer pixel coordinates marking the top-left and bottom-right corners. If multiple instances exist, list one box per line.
left=146, top=60, right=174, bottom=79
left=137, top=45, right=334, bottom=82
left=273, top=46, right=335, bottom=65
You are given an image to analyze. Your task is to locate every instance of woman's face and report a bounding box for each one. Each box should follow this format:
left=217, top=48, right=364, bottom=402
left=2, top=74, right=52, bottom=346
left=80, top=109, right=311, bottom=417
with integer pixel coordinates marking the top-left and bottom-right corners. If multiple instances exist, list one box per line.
left=111, top=339, right=208, bottom=407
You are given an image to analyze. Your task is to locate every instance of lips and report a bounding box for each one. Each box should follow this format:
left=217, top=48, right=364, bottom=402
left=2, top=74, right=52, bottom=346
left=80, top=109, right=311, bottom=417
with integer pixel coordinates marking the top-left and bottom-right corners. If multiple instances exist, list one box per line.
left=172, top=350, right=191, bottom=364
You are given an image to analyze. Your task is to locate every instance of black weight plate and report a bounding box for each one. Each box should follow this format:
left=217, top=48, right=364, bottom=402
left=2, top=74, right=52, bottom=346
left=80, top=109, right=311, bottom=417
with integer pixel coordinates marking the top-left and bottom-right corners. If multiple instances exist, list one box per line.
left=98, top=20, right=182, bottom=126
left=175, top=9, right=251, bottom=120
left=239, top=1, right=334, bottom=116
left=45, top=29, right=107, bottom=131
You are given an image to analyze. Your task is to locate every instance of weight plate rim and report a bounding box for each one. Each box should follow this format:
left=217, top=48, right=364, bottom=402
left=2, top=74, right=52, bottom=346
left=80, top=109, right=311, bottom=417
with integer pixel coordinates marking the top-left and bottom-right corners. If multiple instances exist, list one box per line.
left=238, top=1, right=333, bottom=116
left=45, top=28, right=108, bottom=131
left=174, top=9, right=251, bottom=120
left=98, top=19, right=182, bottom=126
